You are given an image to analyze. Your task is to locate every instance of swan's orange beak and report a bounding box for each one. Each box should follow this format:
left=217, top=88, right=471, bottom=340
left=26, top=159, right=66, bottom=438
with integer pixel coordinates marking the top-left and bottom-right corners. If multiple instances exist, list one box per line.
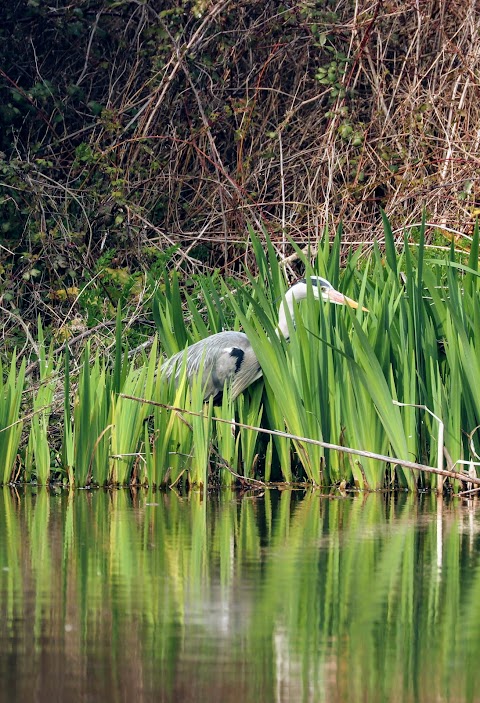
left=325, top=288, right=369, bottom=312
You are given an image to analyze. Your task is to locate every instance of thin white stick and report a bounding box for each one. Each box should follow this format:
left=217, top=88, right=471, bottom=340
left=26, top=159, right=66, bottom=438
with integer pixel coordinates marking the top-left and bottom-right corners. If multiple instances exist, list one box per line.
left=119, top=394, right=480, bottom=487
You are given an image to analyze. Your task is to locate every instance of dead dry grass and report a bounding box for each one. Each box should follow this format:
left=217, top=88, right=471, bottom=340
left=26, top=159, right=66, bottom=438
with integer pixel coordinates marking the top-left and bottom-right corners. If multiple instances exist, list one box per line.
left=1, top=0, right=479, bottom=286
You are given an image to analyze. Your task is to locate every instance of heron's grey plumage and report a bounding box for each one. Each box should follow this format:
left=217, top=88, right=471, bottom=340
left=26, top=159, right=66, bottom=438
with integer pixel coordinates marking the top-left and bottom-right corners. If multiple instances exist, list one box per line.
left=161, top=276, right=362, bottom=401
left=161, top=330, right=261, bottom=401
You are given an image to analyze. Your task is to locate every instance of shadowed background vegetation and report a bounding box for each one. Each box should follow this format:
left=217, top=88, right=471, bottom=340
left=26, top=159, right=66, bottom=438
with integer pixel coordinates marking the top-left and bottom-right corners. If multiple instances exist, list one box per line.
left=1, top=0, right=478, bottom=337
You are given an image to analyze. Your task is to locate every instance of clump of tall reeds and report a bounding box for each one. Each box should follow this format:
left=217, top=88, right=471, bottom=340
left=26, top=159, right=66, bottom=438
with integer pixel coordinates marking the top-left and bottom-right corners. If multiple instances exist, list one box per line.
left=150, top=218, right=480, bottom=490
left=1, top=217, right=479, bottom=490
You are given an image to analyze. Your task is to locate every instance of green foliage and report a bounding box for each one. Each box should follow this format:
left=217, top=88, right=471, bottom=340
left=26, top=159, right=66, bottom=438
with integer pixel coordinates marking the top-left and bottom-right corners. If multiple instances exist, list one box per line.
left=25, top=322, right=57, bottom=484
left=63, top=313, right=158, bottom=487
left=109, top=340, right=157, bottom=485
left=145, top=368, right=191, bottom=489
left=0, top=352, right=25, bottom=484
left=315, top=51, right=349, bottom=101
left=213, top=389, right=237, bottom=486
left=189, top=376, right=214, bottom=488
left=72, top=346, right=111, bottom=487
left=2, top=217, right=480, bottom=490
left=236, top=382, right=264, bottom=480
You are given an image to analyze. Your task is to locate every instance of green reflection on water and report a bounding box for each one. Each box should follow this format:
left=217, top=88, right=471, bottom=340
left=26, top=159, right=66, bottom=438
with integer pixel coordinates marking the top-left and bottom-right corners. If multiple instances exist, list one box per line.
left=0, top=488, right=479, bottom=703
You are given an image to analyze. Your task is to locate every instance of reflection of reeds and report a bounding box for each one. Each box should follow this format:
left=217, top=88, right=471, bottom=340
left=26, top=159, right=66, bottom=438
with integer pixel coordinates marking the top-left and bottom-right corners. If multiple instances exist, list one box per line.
left=2, top=217, right=480, bottom=489
left=2, top=489, right=480, bottom=702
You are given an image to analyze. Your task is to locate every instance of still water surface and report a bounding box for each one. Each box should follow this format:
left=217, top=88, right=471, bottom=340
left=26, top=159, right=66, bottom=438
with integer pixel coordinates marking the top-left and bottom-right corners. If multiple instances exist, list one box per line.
left=0, top=488, right=479, bottom=702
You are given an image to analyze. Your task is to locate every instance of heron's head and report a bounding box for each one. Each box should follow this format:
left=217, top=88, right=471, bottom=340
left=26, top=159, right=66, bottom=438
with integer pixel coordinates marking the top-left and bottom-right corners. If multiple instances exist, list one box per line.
left=299, top=276, right=368, bottom=311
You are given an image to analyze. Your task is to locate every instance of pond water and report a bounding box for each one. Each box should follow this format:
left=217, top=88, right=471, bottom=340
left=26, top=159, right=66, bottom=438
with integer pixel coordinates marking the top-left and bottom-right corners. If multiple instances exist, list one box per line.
left=0, top=488, right=479, bottom=703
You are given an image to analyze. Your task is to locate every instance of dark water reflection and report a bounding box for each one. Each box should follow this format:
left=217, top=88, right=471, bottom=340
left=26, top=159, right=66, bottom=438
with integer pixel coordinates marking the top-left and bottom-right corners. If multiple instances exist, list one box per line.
left=0, top=488, right=480, bottom=702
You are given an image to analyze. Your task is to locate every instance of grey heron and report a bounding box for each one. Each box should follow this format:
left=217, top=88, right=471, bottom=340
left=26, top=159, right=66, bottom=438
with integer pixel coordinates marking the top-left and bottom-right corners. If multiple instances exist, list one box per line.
left=161, top=276, right=364, bottom=402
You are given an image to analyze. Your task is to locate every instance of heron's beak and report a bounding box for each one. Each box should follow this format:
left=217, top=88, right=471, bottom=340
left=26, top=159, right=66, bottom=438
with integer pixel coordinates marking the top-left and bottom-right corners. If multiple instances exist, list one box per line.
left=325, top=288, right=369, bottom=312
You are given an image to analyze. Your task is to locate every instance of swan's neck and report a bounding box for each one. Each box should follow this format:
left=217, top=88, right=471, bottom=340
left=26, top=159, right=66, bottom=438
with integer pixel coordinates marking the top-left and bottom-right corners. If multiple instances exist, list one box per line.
left=276, top=286, right=306, bottom=339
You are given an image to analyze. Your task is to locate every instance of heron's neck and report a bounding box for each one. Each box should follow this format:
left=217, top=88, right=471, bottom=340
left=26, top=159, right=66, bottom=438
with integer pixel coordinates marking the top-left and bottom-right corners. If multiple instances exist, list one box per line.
left=276, top=286, right=305, bottom=339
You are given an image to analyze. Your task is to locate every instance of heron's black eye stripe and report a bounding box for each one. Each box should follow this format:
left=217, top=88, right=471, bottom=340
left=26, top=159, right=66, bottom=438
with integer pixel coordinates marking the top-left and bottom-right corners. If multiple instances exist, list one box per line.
left=230, top=347, right=244, bottom=372
left=299, top=277, right=320, bottom=286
